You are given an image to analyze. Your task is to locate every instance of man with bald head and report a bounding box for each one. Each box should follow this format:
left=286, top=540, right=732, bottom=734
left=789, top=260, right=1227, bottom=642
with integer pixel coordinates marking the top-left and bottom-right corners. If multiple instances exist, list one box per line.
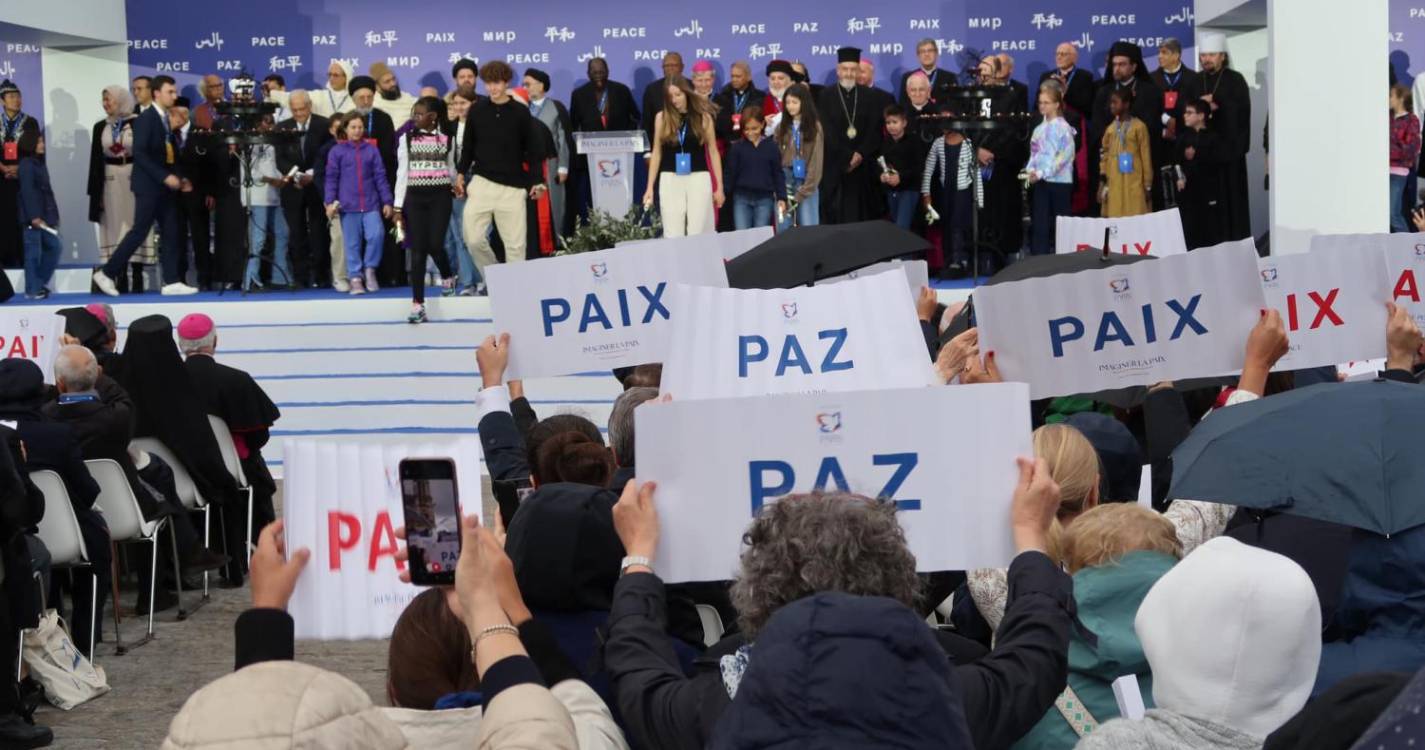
left=904, top=72, right=934, bottom=117
left=996, top=53, right=1030, bottom=113
left=1041, top=43, right=1095, bottom=118
left=276, top=89, right=333, bottom=288
left=714, top=61, right=763, bottom=144
left=640, top=51, right=685, bottom=145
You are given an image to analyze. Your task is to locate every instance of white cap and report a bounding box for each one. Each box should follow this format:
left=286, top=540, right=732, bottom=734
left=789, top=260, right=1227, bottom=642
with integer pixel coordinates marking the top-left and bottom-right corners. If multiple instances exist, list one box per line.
left=1198, top=31, right=1227, bottom=54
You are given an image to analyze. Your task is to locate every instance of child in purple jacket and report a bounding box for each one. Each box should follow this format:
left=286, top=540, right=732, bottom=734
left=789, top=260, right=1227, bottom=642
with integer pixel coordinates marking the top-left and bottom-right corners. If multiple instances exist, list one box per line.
left=324, top=112, right=393, bottom=294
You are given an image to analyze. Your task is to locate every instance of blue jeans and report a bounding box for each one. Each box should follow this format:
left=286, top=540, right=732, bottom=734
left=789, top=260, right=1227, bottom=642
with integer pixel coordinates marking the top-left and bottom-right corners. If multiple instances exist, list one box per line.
left=777, top=168, right=820, bottom=232
left=22, top=226, right=60, bottom=296
left=886, top=190, right=917, bottom=230
left=733, top=192, right=775, bottom=230
left=1031, top=182, right=1073, bottom=255
left=445, top=195, right=478, bottom=288
left=245, top=205, right=291, bottom=286
left=341, top=210, right=385, bottom=278
left=1391, top=174, right=1410, bottom=232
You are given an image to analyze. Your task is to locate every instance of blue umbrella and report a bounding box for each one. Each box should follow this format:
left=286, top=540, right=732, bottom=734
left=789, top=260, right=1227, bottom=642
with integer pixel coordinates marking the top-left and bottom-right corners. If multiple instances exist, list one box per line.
left=1169, top=380, right=1425, bottom=536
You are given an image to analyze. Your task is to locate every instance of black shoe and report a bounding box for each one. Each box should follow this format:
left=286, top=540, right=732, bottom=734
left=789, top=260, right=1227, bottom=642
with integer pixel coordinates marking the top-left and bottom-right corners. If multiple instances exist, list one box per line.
left=181, top=547, right=231, bottom=577
left=135, top=587, right=179, bottom=614
left=0, top=712, right=53, bottom=748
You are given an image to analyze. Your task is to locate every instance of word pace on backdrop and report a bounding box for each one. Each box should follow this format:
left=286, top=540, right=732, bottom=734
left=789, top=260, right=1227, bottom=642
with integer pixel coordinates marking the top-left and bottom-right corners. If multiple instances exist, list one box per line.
left=974, top=238, right=1265, bottom=398
left=120, top=0, right=1193, bottom=98
left=283, top=438, right=482, bottom=641
left=486, top=240, right=728, bottom=379
left=635, top=382, right=1032, bottom=583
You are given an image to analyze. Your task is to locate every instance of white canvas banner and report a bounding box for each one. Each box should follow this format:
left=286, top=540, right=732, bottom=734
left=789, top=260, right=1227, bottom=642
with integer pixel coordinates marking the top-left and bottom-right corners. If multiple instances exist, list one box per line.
left=1312, top=232, right=1425, bottom=330
left=816, top=259, right=931, bottom=300
left=487, top=242, right=728, bottom=379
left=660, top=271, right=937, bottom=401
left=617, top=226, right=774, bottom=261
left=976, top=239, right=1266, bottom=398
left=1055, top=208, right=1188, bottom=257
left=1258, top=247, right=1390, bottom=370
left=283, top=438, right=483, bottom=640
left=635, top=383, right=1032, bottom=582
left=0, top=312, right=63, bottom=383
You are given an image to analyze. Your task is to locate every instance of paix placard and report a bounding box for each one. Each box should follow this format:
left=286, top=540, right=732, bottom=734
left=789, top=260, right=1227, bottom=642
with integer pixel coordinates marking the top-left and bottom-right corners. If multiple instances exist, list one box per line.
left=1312, top=232, right=1425, bottom=330
left=0, top=312, right=63, bottom=383
left=487, top=242, right=728, bottom=379
left=1258, top=247, right=1389, bottom=370
left=635, top=383, right=1032, bottom=582
left=1056, top=207, right=1187, bottom=257
left=283, top=439, right=483, bottom=640
left=659, top=270, right=937, bottom=401
left=976, top=239, right=1265, bottom=398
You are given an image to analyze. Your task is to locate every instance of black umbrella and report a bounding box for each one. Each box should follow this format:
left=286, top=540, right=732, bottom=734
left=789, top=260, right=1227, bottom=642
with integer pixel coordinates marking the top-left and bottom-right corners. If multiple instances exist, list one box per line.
left=726, top=221, right=930, bottom=289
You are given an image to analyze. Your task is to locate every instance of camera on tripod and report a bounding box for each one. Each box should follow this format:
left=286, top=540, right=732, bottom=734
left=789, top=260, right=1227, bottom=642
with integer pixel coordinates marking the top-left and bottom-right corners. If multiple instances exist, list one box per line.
left=211, top=72, right=299, bottom=148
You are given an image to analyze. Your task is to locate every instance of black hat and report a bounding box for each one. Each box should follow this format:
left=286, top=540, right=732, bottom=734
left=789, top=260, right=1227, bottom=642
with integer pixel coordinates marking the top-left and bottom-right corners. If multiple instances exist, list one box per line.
left=174, top=96, right=192, bottom=109
left=0, top=358, right=44, bottom=405
left=836, top=47, right=862, bottom=65
left=1107, top=41, right=1151, bottom=82
left=765, top=60, right=794, bottom=78
left=524, top=68, right=551, bottom=91
left=0, top=79, right=17, bottom=97
left=451, top=58, right=478, bottom=79
left=348, top=75, right=377, bottom=95
left=58, top=307, right=108, bottom=351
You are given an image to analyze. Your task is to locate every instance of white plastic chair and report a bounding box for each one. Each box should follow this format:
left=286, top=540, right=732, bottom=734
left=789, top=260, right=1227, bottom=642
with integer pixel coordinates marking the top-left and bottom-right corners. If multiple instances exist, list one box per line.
left=86, top=458, right=176, bottom=654
left=29, top=470, right=98, bottom=664
left=695, top=604, right=726, bottom=648
left=207, top=415, right=255, bottom=564
left=131, top=437, right=213, bottom=602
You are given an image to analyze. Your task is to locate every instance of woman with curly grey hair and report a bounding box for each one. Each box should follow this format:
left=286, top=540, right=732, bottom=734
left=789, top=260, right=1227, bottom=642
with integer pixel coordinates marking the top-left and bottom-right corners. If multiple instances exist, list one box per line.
left=602, top=459, right=1076, bottom=750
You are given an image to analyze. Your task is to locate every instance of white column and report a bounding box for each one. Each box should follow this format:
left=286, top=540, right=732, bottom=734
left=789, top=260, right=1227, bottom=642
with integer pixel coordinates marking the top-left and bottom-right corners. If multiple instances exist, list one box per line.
left=1268, top=0, right=1389, bottom=254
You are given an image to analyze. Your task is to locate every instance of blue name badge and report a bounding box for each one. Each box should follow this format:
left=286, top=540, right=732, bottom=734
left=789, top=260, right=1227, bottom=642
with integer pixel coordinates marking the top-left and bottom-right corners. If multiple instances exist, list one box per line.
left=1118, top=151, right=1135, bottom=174
left=792, top=158, right=807, bottom=180
left=675, top=152, right=692, bottom=175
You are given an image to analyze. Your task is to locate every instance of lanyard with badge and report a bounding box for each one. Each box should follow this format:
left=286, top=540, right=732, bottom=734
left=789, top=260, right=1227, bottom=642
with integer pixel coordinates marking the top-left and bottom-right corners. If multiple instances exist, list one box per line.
left=731, top=89, right=748, bottom=132
left=1115, top=121, right=1134, bottom=174
left=597, top=90, right=609, bottom=128
left=2, top=111, right=22, bottom=161
left=363, top=110, right=378, bottom=148
left=1162, top=70, right=1182, bottom=111
left=791, top=122, right=807, bottom=180
left=675, top=121, right=692, bottom=175
left=109, top=119, right=127, bottom=155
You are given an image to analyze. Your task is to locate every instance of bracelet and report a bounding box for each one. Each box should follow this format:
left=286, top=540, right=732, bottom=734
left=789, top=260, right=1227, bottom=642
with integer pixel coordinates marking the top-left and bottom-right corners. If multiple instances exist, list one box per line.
left=470, top=623, right=520, bottom=662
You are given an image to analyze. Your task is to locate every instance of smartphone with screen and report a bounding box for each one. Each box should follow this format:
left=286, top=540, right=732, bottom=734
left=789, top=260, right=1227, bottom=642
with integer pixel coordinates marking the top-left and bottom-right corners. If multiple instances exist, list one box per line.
left=399, top=458, right=461, bottom=586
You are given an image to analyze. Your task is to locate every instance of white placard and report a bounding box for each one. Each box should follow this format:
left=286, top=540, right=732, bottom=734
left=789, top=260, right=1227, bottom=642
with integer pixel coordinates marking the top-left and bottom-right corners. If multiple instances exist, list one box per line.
left=283, top=438, right=483, bottom=640
left=816, top=259, right=931, bottom=300
left=635, top=383, right=1032, bottom=582
left=487, top=242, right=728, bottom=379
left=1055, top=208, right=1188, bottom=257
left=976, top=239, right=1266, bottom=398
left=1314, top=232, right=1425, bottom=331
left=617, top=226, right=774, bottom=262
left=0, top=312, right=64, bottom=383
left=1258, top=247, right=1390, bottom=370
left=660, top=271, right=937, bottom=401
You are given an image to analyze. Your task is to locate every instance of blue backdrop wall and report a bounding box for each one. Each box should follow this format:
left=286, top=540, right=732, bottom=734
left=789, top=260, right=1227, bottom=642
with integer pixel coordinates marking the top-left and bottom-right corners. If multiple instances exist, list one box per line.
left=112, top=0, right=1197, bottom=109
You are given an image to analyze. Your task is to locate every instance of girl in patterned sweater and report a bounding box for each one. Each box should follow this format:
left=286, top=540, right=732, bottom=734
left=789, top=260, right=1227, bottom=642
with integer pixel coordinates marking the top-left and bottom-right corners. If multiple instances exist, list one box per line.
left=394, top=96, right=463, bottom=323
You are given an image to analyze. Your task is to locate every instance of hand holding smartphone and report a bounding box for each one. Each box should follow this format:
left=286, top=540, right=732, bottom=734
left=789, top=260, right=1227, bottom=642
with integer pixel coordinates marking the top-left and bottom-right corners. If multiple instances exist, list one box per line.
left=399, top=458, right=461, bottom=586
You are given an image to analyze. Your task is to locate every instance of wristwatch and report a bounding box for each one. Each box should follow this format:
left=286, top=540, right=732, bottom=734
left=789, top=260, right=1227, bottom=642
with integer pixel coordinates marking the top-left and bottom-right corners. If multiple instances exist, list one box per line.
left=620, top=555, right=653, bottom=575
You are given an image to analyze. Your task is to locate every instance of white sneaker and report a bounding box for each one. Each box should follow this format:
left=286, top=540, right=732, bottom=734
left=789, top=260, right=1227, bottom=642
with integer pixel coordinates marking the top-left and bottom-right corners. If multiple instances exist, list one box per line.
left=160, top=282, right=200, bottom=296
left=333, top=277, right=351, bottom=293
left=92, top=270, right=120, bottom=297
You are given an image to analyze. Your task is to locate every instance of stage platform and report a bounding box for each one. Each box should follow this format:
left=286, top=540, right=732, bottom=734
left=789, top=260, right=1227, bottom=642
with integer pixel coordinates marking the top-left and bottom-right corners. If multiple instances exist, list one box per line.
left=10, top=280, right=977, bottom=478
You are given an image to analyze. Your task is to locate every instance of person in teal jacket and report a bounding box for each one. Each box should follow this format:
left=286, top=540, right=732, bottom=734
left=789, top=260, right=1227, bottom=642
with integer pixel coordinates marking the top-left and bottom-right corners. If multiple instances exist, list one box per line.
left=1013, top=504, right=1181, bottom=750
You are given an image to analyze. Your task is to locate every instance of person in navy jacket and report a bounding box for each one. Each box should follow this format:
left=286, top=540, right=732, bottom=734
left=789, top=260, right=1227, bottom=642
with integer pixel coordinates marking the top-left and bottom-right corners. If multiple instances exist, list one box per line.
left=92, top=75, right=198, bottom=297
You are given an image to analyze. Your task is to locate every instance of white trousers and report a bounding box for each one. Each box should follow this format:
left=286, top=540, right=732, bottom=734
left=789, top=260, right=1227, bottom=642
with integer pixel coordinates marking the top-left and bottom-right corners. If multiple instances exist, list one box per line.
left=462, top=176, right=527, bottom=275
left=657, top=172, right=714, bottom=237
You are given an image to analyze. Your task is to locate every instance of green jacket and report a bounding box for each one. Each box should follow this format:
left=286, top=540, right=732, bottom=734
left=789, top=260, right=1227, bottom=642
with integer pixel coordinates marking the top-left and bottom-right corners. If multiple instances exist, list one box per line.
left=1011, top=551, right=1178, bottom=750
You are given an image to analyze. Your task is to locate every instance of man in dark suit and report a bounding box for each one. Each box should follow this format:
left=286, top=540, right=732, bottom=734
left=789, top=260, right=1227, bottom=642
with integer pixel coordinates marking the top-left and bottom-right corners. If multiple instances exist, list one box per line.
left=0, top=423, right=51, bottom=748
left=1039, top=43, right=1096, bottom=123
left=1151, top=38, right=1199, bottom=144
left=712, top=61, right=763, bottom=144
left=0, top=79, right=40, bottom=270
left=639, top=52, right=684, bottom=146
left=93, top=75, right=198, bottom=296
left=996, top=54, right=1032, bottom=113
left=275, top=90, right=332, bottom=289
left=818, top=47, right=884, bottom=225
left=347, top=75, right=402, bottom=286
left=900, top=39, right=956, bottom=106
left=169, top=97, right=220, bottom=289
left=0, top=358, right=110, bottom=658
left=569, top=57, right=640, bottom=220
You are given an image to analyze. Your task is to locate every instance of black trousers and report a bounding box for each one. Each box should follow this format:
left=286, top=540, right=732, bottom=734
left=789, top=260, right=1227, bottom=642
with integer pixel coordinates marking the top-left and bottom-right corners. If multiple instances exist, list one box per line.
left=404, top=190, right=454, bottom=303
left=282, top=182, right=331, bottom=286
left=62, top=508, right=111, bottom=659
left=177, top=190, right=213, bottom=286
left=103, top=190, right=180, bottom=284
left=0, top=179, right=20, bottom=268
left=213, top=188, right=247, bottom=285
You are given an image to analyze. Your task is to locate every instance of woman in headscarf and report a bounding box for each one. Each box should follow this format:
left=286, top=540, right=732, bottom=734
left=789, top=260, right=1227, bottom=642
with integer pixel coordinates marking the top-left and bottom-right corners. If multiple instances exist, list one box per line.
left=86, top=84, right=154, bottom=293
left=310, top=59, right=354, bottom=119
left=108, top=314, right=246, bottom=584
